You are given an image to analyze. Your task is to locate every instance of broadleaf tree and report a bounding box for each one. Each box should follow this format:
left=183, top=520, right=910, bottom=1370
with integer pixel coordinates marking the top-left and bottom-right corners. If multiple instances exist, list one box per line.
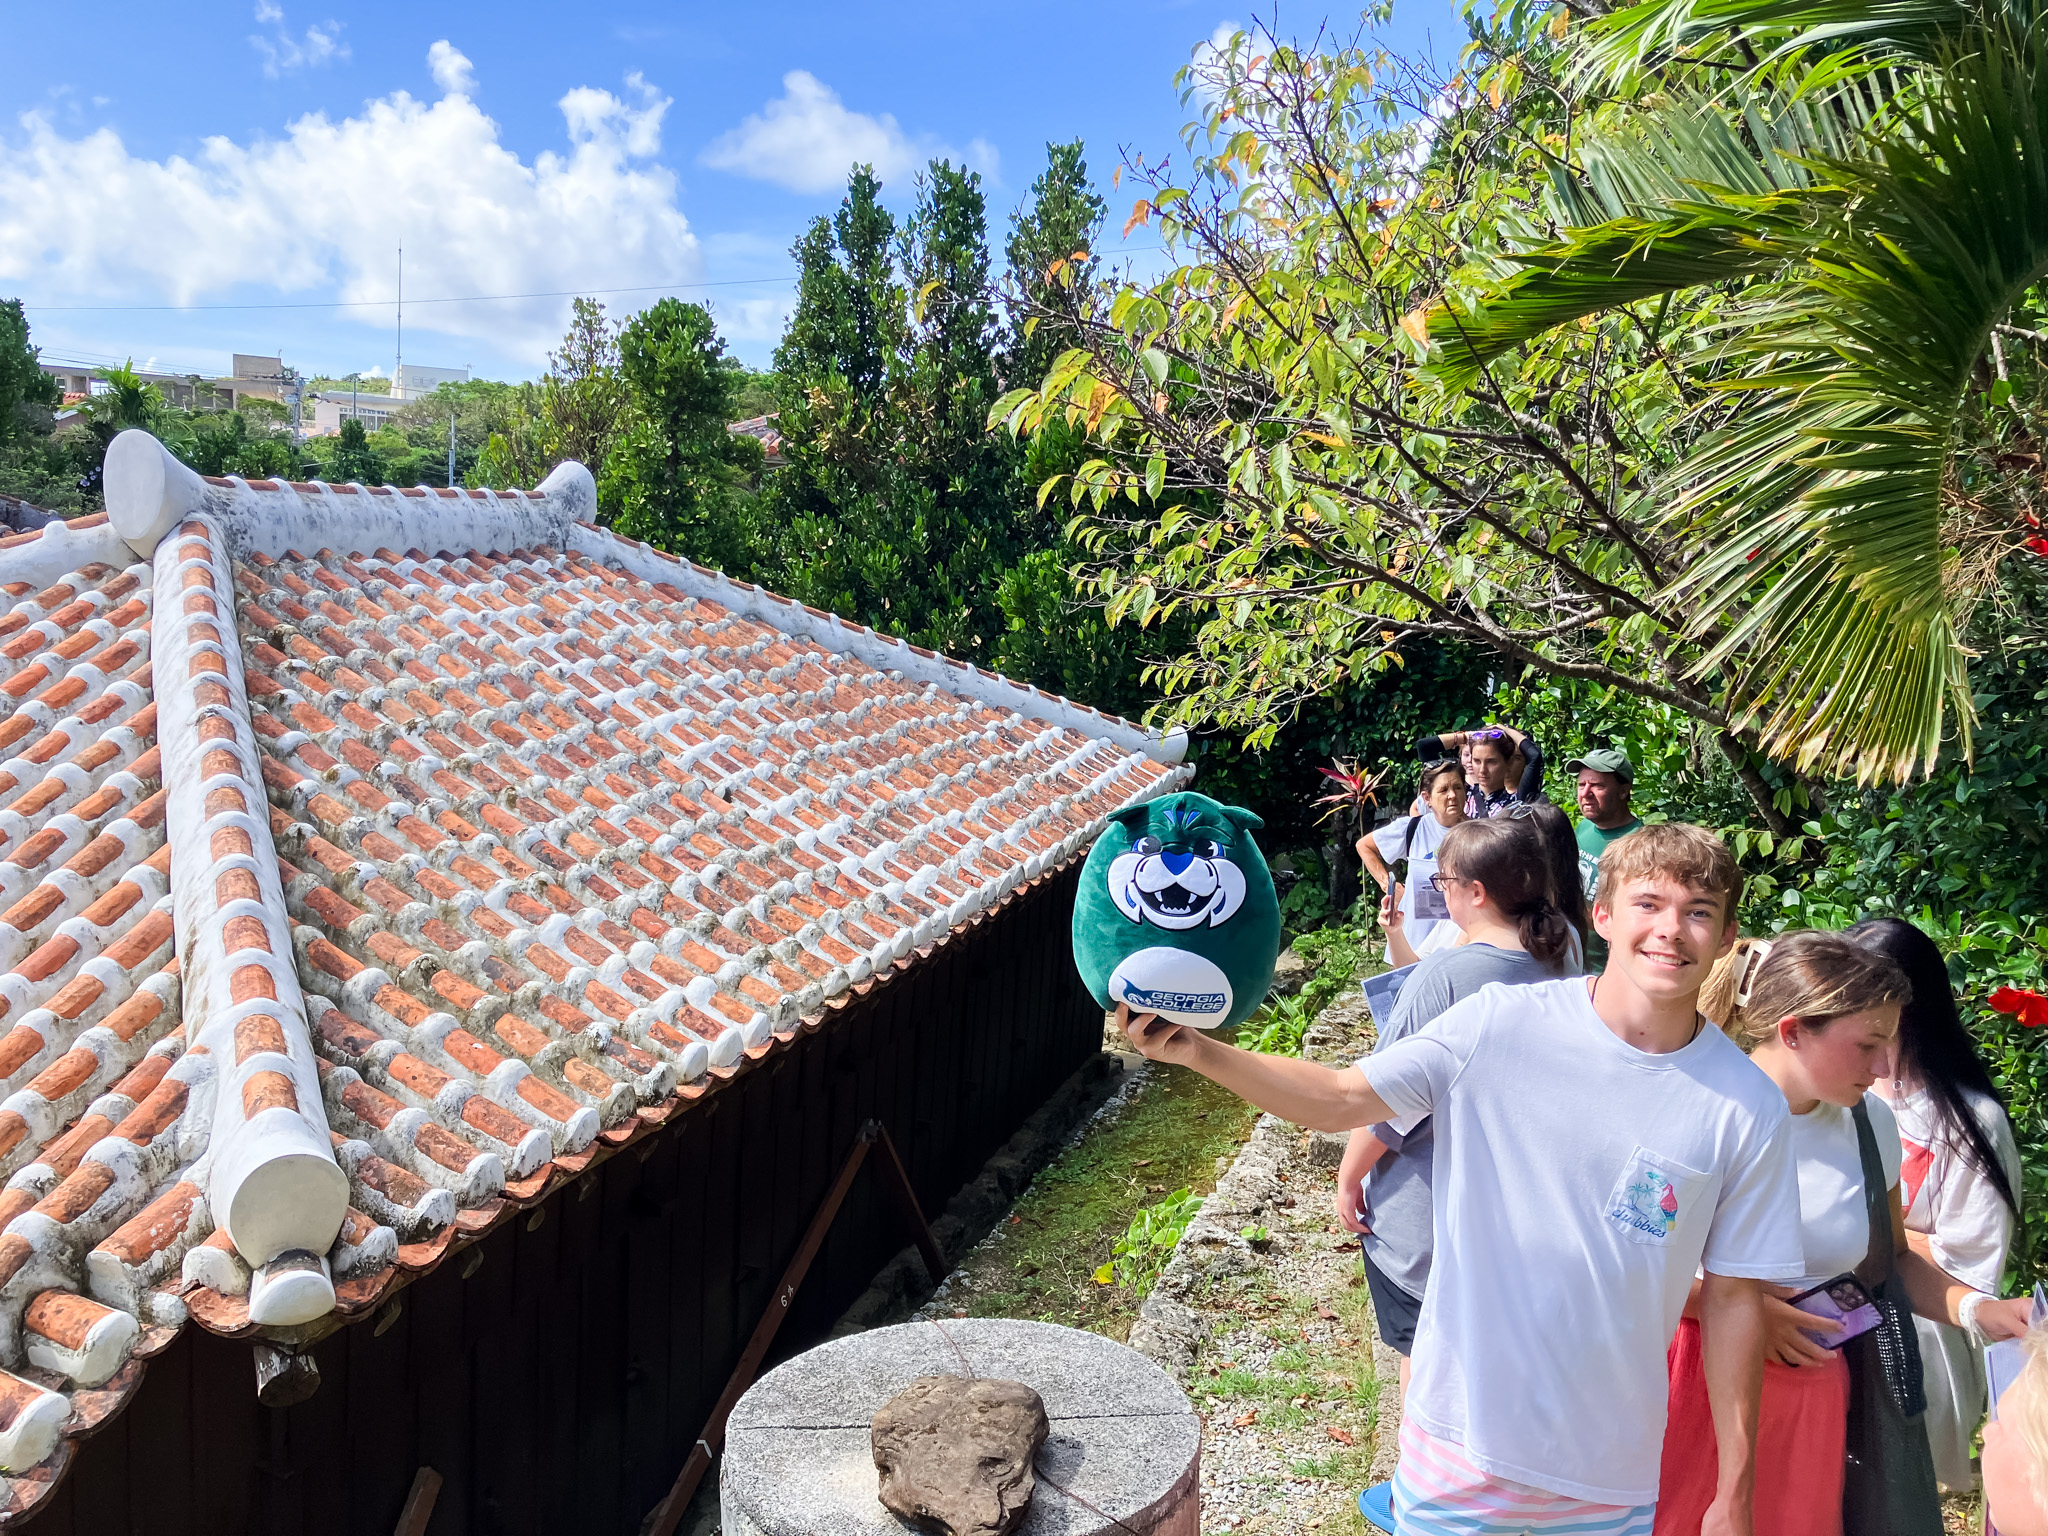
left=992, top=19, right=1835, bottom=830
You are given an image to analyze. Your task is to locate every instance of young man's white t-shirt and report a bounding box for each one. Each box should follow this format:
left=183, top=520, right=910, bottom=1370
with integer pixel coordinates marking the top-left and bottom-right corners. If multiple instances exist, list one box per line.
left=1362, top=976, right=1803, bottom=1506
left=1371, top=813, right=1455, bottom=957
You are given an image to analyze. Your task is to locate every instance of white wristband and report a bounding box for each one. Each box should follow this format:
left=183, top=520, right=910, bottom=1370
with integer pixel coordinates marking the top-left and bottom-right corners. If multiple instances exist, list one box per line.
left=1959, top=1290, right=1995, bottom=1347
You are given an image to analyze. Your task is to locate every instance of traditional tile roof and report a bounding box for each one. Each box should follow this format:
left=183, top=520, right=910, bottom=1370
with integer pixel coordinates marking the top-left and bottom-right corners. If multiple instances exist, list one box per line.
left=0, top=434, right=1190, bottom=1515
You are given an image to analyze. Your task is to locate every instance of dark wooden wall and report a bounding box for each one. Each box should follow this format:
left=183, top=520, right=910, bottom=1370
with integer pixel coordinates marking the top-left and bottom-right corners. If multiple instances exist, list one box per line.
left=29, top=864, right=1098, bottom=1536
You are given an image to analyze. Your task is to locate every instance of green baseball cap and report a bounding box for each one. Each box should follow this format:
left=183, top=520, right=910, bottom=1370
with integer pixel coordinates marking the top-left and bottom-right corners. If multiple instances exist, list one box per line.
left=1565, top=748, right=1634, bottom=783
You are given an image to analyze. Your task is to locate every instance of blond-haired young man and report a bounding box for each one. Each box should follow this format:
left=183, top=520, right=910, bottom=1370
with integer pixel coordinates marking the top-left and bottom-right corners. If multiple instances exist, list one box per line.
left=1121, top=823, right=1802, bottom=1536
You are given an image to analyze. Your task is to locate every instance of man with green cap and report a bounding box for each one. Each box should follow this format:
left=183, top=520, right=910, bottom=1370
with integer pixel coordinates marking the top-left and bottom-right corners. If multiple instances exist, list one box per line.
left=1567, top=748, right=1643, bottom=901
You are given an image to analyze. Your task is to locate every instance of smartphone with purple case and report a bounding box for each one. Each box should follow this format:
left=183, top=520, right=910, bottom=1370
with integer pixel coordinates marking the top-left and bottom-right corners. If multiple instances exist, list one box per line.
left=1787, top=1274, right=1882, bottom=1348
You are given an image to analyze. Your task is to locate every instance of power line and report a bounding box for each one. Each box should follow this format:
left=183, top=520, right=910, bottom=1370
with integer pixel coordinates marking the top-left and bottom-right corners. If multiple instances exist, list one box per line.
left=23, top=274, right=802, bottom=315
left=17, top=244, right=1171, bottom=317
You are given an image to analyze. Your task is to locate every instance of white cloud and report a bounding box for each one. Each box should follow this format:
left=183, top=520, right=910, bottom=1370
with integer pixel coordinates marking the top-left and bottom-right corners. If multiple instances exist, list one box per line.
left=0, top=48, right=702, bottom=365
left=701, top=70, right=996, bottom=194
left=427, top=40, right=475, bottom=97
left=1189, top=21, right=1247, bottom=114
left=710, top=292, right=798, bottom=345
left=250, top=3, right=348, bottom=79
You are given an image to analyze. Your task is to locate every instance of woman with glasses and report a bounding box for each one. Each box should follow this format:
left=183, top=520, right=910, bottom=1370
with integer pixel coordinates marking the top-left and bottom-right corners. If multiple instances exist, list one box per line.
left=1339, top=818, right=1574, bottom=1372
left=1518, top=800, right=1591, bottom=974
left=1360, top=760, right=1468, bottom=967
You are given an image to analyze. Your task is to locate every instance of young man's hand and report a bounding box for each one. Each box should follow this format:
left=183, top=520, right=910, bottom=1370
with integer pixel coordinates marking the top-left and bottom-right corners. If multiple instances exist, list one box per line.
left=1118, top=1003, right=1202, bottom=1066
left=1700, top=1495, right=1754, bottom=1536
left=1759, top=1284, right=1837, bottom=1366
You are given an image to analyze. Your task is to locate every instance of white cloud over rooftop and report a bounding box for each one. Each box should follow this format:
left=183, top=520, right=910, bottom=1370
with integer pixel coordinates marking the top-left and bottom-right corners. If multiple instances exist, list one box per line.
left=0, top=45, right=701, bottom=364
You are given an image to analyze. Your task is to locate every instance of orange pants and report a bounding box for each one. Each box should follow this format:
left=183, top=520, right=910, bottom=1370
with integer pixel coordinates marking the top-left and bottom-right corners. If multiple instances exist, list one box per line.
left=1653, top=1316, right=1848, bottom=1536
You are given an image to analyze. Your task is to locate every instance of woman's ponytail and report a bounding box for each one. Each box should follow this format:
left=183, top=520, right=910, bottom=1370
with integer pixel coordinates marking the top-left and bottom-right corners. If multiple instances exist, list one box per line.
left=1516, top=895, right=1572, bottom=970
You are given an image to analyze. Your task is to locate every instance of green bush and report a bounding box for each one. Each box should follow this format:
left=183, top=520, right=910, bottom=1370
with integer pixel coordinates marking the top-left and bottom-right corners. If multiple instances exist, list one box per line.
left=1241, top=920, right=1373, bottom=1056
left=1108, top=1188, right=1204, bottom=1292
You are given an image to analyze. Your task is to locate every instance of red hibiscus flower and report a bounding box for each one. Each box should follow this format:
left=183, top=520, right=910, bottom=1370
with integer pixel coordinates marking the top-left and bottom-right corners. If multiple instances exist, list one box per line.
left=1989, top=987, right=2048, bottom=1027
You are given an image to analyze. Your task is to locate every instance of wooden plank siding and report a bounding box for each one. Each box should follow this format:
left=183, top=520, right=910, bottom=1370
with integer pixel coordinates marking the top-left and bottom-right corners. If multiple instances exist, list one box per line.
left=23, top=863, right=1099, bottom=1536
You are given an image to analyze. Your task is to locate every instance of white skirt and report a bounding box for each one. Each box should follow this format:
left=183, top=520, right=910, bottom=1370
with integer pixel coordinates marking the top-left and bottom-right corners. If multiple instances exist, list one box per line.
left=1914, top=1313, right=1988, bottom=1493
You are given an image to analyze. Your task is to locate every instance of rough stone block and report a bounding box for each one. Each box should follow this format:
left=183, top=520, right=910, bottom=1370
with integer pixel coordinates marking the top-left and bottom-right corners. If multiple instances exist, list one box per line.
left=1306, top=1129, right=1350, bottom=1169
left=873, top=1375, right=1048, bottom=1536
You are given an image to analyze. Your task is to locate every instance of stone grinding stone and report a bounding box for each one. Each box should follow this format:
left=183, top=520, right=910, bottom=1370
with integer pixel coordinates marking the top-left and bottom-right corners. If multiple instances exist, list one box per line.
left=721, top=1318, right=1200, bottom=1536
left=872, top=1375, right=1049, bottom=1536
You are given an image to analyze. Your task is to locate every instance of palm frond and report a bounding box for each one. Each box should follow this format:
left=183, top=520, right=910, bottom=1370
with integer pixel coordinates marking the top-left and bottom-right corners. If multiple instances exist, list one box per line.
left=1428, top=34, right=2048, bottom=781
left=1579, top=0, right=1978, bottom=82
left=1656, top=33, right=2048, bottom=777
left=1428, top=97, right=1858, bottom=387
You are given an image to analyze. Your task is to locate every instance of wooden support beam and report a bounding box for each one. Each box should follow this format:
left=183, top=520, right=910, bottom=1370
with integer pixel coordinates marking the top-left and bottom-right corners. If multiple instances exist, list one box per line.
left=642, top=1119, right=942, bottom=1536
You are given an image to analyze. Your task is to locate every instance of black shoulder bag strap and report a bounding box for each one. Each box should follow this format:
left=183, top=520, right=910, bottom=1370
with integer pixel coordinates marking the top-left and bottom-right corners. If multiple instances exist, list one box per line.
left=1840, top=1100, right=1941, bottom=1536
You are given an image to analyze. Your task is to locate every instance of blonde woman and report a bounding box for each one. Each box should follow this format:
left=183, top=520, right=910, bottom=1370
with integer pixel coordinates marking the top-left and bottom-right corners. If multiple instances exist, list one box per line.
left=1985, top=1326, right=2048, bottom=1536
left=1656, top=932, right=2033, bottom=1536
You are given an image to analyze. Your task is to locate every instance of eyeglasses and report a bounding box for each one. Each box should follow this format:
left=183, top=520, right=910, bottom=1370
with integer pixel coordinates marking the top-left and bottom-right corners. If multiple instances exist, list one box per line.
left=1504, top=801, right=1541, bottom=821
left=1428, top=873, right=1464, bottom=892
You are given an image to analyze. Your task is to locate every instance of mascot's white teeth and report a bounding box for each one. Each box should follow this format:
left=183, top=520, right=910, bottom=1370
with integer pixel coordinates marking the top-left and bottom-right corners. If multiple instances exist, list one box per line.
left=1107, top=849, right=1248, bottom=931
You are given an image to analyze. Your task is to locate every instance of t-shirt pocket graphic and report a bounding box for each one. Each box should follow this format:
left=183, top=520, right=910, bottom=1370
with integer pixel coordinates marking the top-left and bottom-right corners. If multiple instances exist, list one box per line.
left=1604, top=1145, right=1707, bottom=1246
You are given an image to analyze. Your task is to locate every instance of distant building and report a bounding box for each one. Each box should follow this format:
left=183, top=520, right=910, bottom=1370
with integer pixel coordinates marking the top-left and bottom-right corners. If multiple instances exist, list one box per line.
left=730, top=413, right=786, bottom=468
left=307, top=390, right=400, bottom=437
left=37, top=356, right=290, bottom=413
left=390, top=362, right=469, bottom=400
left=229, top=353, right=288, bottom=404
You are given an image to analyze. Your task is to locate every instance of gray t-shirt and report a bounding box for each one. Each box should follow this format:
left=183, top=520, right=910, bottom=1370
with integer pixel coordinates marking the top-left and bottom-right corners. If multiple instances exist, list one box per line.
left=1358, top=944, right=1563, bottom=1298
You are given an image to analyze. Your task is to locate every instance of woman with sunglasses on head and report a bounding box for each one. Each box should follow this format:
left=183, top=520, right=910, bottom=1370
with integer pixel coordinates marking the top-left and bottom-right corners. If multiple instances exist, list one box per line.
left=1851, top=916, right=2024, bottom=1495
left=1413, top=723, right=1544, bottom=819
left=1656, top=933, right=2033, bottom=1536
left=1360, top=760, right=1468, bottom=968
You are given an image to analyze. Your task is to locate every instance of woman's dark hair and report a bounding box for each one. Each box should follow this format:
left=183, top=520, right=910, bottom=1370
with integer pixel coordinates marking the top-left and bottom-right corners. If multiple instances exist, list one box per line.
left=1437, top=818, right=1571, bottom=969
left=1849, top=917, right=2018, bottom=1215
left=1416, top=759, right=1465, bottom=800
left=1517, top=801, right=1591, bottom=950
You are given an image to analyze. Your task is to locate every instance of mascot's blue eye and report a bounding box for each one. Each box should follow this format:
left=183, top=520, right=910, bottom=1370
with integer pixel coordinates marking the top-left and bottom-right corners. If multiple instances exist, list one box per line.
left=1133, top=834, right=1163, bottom=855
left=1193, top=837, right=1222, bottom=859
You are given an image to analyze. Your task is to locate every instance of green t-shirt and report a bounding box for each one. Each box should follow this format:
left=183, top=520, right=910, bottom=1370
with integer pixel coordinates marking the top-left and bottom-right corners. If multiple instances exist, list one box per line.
left=1575, top=815, right=1644, bottom=899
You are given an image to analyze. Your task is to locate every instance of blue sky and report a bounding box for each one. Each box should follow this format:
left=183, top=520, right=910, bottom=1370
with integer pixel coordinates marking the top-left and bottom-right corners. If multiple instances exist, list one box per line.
left=2, top=1, right=1461, bottom=383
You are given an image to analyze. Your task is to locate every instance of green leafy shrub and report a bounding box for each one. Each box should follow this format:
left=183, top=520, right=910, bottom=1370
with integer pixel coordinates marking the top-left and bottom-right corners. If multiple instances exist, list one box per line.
left=1241, top=920, right=1373, bottom=1056
left=1242, top=993, right=1314, bottom=1056
left=1108, top=1188, right=1204, bottom=1292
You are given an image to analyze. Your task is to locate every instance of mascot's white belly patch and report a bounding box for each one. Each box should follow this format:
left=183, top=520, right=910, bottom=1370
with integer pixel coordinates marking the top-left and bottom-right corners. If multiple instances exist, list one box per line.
left=1107, top=947, right=1234, bottom=1028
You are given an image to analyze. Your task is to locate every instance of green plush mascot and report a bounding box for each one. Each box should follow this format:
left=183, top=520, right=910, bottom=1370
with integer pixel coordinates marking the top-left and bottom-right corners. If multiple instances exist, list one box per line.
left=1072, top=791, right=1282, bottom=1030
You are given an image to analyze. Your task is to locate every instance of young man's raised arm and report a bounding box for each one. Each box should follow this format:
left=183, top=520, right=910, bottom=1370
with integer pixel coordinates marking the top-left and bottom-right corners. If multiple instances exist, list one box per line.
left=1120, top=1007, right=1399, bottom=1132
left=1695, top=1271, right=1765, bottom=1536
